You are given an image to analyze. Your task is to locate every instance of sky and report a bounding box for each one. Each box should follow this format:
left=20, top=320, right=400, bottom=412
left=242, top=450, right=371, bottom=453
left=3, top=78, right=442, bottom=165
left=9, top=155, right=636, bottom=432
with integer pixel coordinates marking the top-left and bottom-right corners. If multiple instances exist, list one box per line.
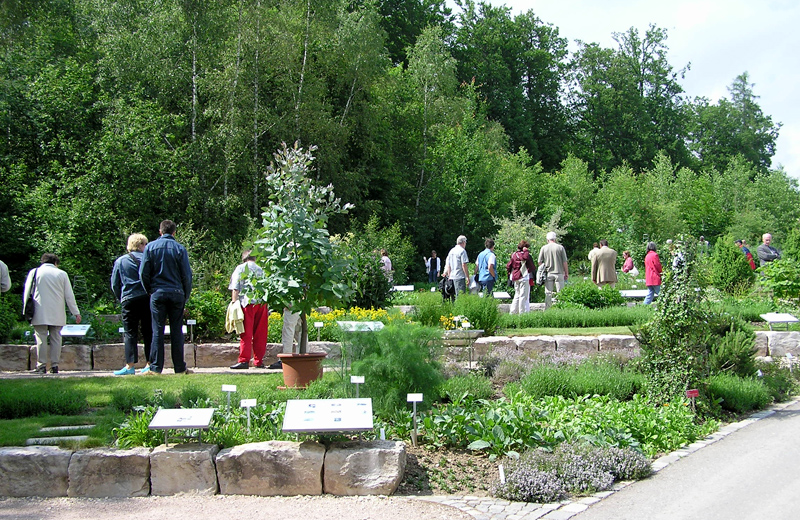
left=484, top=0, right=800, bottom=179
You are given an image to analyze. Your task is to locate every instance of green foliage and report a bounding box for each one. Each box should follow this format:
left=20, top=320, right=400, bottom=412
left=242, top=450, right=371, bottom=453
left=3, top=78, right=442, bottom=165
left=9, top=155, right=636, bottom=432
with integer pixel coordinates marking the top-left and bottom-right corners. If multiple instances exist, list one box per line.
left=711, top=237, right=755, bottom=294
left=453, top=294, right=500, bottom=334
left=555, top=282, right=625, bottom=309
left=0, top=381, right=89, bottom=419
left=440, top=373, right=495, bottom=404
left=501, top=305, right=651, bottom=329
left=759, top=259, right=800, bottom=300
left=113, top=406, right=164, bottom=448
left=411, top=291, right=454, bottom=328
left=708, top=329, right=758, bottom=378
left=708, top=374, right=772, bottom=413
left=504, top=359, right=644, bottom=401
left=0, top=295, right=18, bottom=343
left=756, top=361, right=798, bottom=402
left=335, top=231, right=393, bottom=310
left=781, top=226, right=800, bottom=262
left=349, top=324, right=444, bottom=416
left=184, top=290, right=229, bottom=340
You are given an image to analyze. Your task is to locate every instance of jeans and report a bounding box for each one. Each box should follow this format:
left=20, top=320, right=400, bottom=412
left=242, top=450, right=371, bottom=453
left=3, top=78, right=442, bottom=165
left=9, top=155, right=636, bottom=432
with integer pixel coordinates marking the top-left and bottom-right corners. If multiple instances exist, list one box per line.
left=149, top=290, right=187, bottom=373
left=121, top=295, right=152, bottom=365
left=481, top=278, right=496, bottom=295
left=644, top=285, right=660, bottom=305
left=453, top=278, right=467, bottom=297
left=428, top=270, right=437, bottom=283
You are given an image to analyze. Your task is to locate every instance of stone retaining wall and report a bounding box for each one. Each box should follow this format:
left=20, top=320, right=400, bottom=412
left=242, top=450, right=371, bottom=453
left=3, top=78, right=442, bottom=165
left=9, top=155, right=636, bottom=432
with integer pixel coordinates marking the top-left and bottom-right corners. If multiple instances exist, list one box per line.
left=0, top=440, right=405, bottom=498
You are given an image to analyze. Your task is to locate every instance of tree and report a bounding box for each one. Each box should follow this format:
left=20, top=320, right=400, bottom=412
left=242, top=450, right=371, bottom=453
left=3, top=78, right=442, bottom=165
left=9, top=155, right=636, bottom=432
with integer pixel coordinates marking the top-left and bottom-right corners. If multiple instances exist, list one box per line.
left=249, top=142, right=353, bottom=354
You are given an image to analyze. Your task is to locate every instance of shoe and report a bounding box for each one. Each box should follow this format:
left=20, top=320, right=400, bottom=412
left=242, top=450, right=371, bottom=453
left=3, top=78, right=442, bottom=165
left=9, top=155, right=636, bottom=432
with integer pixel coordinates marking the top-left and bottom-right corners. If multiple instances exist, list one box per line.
left=230, top=362, right=249, bottom=370
left=114, top=367, right=135, bottom=376
left=50, top=366, right=58, bottom=374
left=267, top=360, right=283, bottom=370
left=33, top=365, right=46, bottom=374
left=254, top=363, right=266, bottom=369
left=140, top=366, right=160, bottom=375
left=178, top=368, right=193, bottom=375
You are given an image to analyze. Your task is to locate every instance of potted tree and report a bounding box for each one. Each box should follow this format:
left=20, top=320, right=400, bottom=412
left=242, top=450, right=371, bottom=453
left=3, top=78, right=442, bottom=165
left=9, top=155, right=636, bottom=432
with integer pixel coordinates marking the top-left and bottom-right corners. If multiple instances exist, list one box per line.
left=249, top=142, right=353, bottom=388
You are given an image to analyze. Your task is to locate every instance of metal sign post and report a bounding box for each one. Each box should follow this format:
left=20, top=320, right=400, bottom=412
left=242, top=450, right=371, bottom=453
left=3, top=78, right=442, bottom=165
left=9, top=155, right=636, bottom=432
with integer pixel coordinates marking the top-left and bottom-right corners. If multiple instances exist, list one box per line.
left=314, top=321, right=324, bottom=341
left=686, top=388, right=699, bottom=413
left=222, top=385, right=237, bottom=412
left=187, top=319, right=197, bottom=343
left=241, top=398, right=257, bottom=432
left=407, top=393, right=423, bottom=447
left=350, top=375, right=364, bottom=398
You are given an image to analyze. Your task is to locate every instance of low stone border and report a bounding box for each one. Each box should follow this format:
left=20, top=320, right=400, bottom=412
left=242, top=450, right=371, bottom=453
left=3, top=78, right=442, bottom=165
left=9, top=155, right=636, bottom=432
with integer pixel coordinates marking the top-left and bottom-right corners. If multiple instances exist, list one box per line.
left=0, top=440, right=405, bottom=498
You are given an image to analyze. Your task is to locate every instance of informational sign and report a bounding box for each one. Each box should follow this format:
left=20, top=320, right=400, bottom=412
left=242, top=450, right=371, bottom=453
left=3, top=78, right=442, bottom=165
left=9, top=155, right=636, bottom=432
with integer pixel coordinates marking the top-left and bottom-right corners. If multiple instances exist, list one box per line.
left=350, top=376, right=365, bottom=384
left=492, top=291, right=511, bottom=300
left=392, top=285, right=414, bottom=292
left=240, top=399, right=257, bottom=408
left=407, top=393, right=423, bottom=402
left=149, top=408, right=215, bottom=430
left=686, top=389, right=700, bottom=398
left=282, top=398, right=373, bottom=434
left=61, top=324, right=91, bottom=337
left=222, top=384, right=237, bottom=392
left=336, top=321, right=384, bottom=332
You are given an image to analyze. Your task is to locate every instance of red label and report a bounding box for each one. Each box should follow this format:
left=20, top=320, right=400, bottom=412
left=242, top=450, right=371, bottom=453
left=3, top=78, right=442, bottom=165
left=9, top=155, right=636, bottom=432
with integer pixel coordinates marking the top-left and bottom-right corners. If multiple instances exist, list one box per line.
left=686, top=389, right=700, bottom=398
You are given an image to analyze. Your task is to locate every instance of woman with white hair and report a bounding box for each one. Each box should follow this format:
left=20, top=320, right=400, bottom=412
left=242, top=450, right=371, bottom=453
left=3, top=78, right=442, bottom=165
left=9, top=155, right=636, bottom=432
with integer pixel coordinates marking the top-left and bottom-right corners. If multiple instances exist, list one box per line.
left=111, top=233, right=152, bottom=375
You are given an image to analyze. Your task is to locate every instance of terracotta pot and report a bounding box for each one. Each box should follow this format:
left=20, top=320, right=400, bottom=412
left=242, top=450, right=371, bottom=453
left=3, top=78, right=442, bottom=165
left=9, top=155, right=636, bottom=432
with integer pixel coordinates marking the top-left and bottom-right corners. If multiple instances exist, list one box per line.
left=277, top=352, right=327, bottom=389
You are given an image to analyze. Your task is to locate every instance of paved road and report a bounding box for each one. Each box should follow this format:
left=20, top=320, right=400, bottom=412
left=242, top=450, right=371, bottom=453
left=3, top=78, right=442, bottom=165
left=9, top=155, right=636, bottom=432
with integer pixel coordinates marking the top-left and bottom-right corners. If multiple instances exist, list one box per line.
left=574, top=400, right=800, bottom=520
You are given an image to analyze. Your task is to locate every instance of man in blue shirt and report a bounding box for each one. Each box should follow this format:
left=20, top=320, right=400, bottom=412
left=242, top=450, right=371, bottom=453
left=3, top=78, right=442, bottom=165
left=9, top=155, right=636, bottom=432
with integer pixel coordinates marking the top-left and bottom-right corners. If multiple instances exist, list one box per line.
left=140, top=220, right=193, bottom=374
left=476, top=239, right=497, bottom=294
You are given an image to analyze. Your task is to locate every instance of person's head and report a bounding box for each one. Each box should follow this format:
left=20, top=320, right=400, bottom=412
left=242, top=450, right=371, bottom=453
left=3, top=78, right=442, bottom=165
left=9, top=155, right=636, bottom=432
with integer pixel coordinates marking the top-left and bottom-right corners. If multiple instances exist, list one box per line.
left=40, top=253, right=59, bottom=266
left=623, top=250, right=630, bottom=258
left=546, top=231, right=557, bottom=242
left=646, top=242, right=657, bottom=253
left=735, top=239, right=743, bottom=247
left=380, top=249, right=388, bottom=257
left=599, top=239, right=609, bottom=247
left=592, top=242, right=599, bottom=249
left=762, top=233, right=772, bottom=245
left=159, top=220, right=177, bottom=235
left=517, top=240, right=529, bottom=251
left=431, top=250, right=437, bottom=257
left=485, top=238, right=495, bottom=250
left=457, top=235, right=467, bottom=246
left=699, top=235, right=705, bottom=241
left=241, top=249, right=255, bottom=263
left=127, top=233, right=148, bottom=253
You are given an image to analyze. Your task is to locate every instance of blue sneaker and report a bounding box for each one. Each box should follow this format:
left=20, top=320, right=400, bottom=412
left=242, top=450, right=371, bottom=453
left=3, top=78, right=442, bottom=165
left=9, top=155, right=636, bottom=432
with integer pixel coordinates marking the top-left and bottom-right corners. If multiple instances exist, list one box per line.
left=113, top=366, right=135, bottom=376
left=139, top=366, right=158, bottom=375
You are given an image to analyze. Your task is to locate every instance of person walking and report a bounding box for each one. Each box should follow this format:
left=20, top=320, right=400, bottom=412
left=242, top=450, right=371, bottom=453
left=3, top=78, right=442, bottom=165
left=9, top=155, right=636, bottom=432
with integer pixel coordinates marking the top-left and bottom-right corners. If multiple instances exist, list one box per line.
left=23, top=254, right=82, bottom=374
left=110, top=234, right=153, bottom=375
left=756, top=233, right=781, bottom=266
left=507, top=241, right=535, bottom=314
left=424, top=251, right=440, bottom=283
left=538, top=232, right=569, bottom=309
left=229, top=250, right=269, bottom=370
left=591, top=239, right=618, bottom=287
left=442, top=235, right=470, bottom=297
left=476, top=239, right=497, bottom=295
left=644, top=242, right=662, bottom=305
left=139, top=220, right=192, bottom=375
left=735, top=239, right=756, bottom=270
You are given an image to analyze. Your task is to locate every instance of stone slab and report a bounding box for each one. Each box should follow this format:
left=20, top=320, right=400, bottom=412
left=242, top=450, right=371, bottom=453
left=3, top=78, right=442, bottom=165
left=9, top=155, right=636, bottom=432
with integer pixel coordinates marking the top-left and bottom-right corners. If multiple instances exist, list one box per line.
left=764, top=331, right=800, bottom=357
left=323, top=440, right=406, bottom=495
left=515, top=336, right=556, bottom=352
left=0, top=344, right=30, bottom=371
left=30, top=344, right=92, bottom=370
left=195, top=343, right=240, bottom=368
left=598, top=335, right=640, bottom=353
left=554, top=335, right=599, bottom=353
left=0, top=446, right=72, bottom=497
left=754, top=331, right=769, bottom=357
left=150, top=443, right=220, bottom=496
left=216, top=441, right=325, bottom=496
left=68, top=447, right=151, bottom=497
left=92, top=343, right=126, bottom=370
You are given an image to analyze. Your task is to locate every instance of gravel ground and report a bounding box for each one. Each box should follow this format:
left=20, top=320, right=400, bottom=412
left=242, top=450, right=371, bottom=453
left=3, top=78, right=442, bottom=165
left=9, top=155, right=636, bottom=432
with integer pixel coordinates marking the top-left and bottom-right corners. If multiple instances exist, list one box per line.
left=0, top=495, right=472, bottom=520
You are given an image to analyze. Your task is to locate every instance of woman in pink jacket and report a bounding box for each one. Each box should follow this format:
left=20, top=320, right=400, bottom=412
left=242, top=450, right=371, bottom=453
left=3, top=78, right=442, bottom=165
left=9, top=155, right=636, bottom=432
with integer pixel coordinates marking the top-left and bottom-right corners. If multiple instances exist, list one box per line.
left=643, top=242, right=662, bottom=305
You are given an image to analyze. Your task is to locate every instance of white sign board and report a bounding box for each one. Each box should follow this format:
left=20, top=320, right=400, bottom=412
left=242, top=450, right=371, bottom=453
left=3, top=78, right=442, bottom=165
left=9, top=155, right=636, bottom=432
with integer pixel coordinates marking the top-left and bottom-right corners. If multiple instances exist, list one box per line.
left=336, top=321, right=385, bottom=332
left=282, top=398, right=373, bottom=433
left=407, top=393, right=423, bottom=402
left=149, top=408, right=215, bottom=430
left=350, top=375, right=365, bottom=384
left=240, top=399, right=257, bottom=408
left=222, top=384, right=237, bottom=392
left=492, top=291, right=511, bottom=300
left=187, top=319, right=197, bottom=325
left=392, top=285, right=415, bottom=292
left=61, top=324, right=91, bottom=337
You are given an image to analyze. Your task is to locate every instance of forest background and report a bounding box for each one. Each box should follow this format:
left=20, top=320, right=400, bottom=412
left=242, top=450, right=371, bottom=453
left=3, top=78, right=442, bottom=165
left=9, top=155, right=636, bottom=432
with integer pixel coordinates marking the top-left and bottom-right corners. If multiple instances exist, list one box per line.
left=0, top=0, right=797, bottom=299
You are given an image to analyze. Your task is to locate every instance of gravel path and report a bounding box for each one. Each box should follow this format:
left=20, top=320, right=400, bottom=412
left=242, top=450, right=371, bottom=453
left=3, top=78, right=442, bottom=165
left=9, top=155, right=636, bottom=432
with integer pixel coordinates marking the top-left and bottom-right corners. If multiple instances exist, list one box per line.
left=0, top=495, right=472, bottom=520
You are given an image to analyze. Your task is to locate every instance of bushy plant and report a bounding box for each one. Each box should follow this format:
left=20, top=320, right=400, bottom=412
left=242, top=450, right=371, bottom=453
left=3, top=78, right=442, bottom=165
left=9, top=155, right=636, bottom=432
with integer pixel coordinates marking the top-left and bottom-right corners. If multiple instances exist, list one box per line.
left=711, top=237, right=755, bottom=294
left=440, top=373, right=494, bottom=404
left=0, top=382, right=88, bottom=419
left=113, top=406, right=164, bottom=448
left=757, top=360, right=798, bottom=402
left=412, top=291, right=453, bottom=328
left=501, top=305, right=651, bottom=329
left=453, top=294, right=500, bottom=334
left=759, top=259, right=800, bottom=301
left=185, top=289, right=229, bottom=340
left=554, top=282, right=625, bottom=309
left=504, top=359, right=644, bottom=401
left=708, top=373, right=772, bottom=413
left=708, top=329, right=758, bottom=378
left=349, top=324, right=444, bottom=415
left=0, top=295, right=18, bottom=343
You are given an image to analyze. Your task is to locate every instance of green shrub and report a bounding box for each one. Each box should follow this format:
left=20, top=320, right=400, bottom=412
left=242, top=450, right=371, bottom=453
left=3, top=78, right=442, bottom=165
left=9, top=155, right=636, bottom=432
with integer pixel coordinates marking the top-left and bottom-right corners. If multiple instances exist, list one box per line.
left=709, top=329, right=758, bottom=378
left=505, top=359, right=644, bottom=401
left=453, top=294, right=500, bottom=334
left=349, top=324, right=444, bottom=416
left=501, top=305, right=651, bottom=329
left=0, top=382, right=89, bottom=419
left=113, top=406, right=164, bottom=448
left=440, top=373, right=494, bottom=404
left=759, top=259, right=800, bottom=300
left=708, top=373, right=772, bottom=413
left=185, top=289, right=229, bottom=340
left=711, top=237, right=755, bottom=294
left=0, top=295, right=18, bottom=343
left=554, top=282, right=625, bottom=309
left=412, top=291, right=453, bottom=328
left=757, top=361, right=798, bottom=402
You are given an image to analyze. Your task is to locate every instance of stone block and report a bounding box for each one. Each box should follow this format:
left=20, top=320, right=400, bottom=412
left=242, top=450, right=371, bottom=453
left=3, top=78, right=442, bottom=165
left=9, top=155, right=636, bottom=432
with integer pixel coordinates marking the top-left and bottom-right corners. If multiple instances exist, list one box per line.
left=0, top=344, right=30, bottom=371
left=68, top=447, right=151, bottom=497
left=150, top=443, right=219, bottom=496
left=515, top=336, right=556, bottom=352
left=555, top=335, right=599, bottom=353
left=30, top=344, right=91, bottom=371
left=323, top=440, right=406, bottom=496
left=475, top=336, right=517, bottom=350
left=497, top=304, right=511, bottom=314
left=754, top=332, right=769, bottom=357
left=195, top=343, right=240, bottom=368
left=92, top=343, right=129, bottom=371
left=765, top=331, right=800, bottom=357
left=598, top=335, right=640, bottom=354
left=216, top=441, right=325, bottom=496
left=0, top=446, right=72, bottom=497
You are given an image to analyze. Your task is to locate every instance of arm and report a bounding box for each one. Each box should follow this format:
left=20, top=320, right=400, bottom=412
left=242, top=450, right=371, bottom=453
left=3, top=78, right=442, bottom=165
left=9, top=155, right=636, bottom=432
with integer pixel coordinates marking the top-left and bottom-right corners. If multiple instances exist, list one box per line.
left=757, top=245, right=779, bottom=262
left=461, top=262, right=469, bottom=279
left=110, top=259, right=122, bottom=301
left=0, top=261, right=10, bottom=292
left=139, top=250, right=151, bottom=293
left=180, top=248, right=193, bottom=298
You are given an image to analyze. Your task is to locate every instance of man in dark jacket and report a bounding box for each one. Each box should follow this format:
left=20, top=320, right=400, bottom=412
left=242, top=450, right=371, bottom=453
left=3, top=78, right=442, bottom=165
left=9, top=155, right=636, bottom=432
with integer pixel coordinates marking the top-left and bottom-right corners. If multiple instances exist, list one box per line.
left=140, top=220, right=192, bottom=374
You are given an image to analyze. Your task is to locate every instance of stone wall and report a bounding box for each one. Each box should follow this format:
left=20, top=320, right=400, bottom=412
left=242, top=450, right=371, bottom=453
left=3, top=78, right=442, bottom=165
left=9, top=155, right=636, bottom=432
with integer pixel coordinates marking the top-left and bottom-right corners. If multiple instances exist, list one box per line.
left=0, top=441, right=406, bottom=498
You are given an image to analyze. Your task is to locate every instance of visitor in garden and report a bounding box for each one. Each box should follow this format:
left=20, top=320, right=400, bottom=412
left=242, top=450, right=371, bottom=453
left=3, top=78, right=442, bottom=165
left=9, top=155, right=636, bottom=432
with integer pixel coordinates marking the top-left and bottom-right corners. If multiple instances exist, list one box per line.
left=735, top=239, right=757, bottom=269
left=424, top=250, right=440, bottom=283
left=23, top=253, right=82, bottom=374
left=442, top=235, right=470, bottom=296
left=476, top=238, right=497, bottom=295
left=757, top=233, right=781, bottom=266
left=507, top=240, right=535, bottom=314
left=0, top=258, right=9, bottom=292
left=587, top=242, right=600, bottom=262
left=621, top=250, right=634, bottom=273
left=538, top=232, right=569, bottom=309
left=228, top=250, right=268, bottom=370
left=110, top=233, right=152, bottom=375
left=379, top=248, right=393, bottom=282
left=139, top=220, right=192, bottom=375
left=591, top=239, right=618, bottom=287
left=643, top=241, right=662, bottom=305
